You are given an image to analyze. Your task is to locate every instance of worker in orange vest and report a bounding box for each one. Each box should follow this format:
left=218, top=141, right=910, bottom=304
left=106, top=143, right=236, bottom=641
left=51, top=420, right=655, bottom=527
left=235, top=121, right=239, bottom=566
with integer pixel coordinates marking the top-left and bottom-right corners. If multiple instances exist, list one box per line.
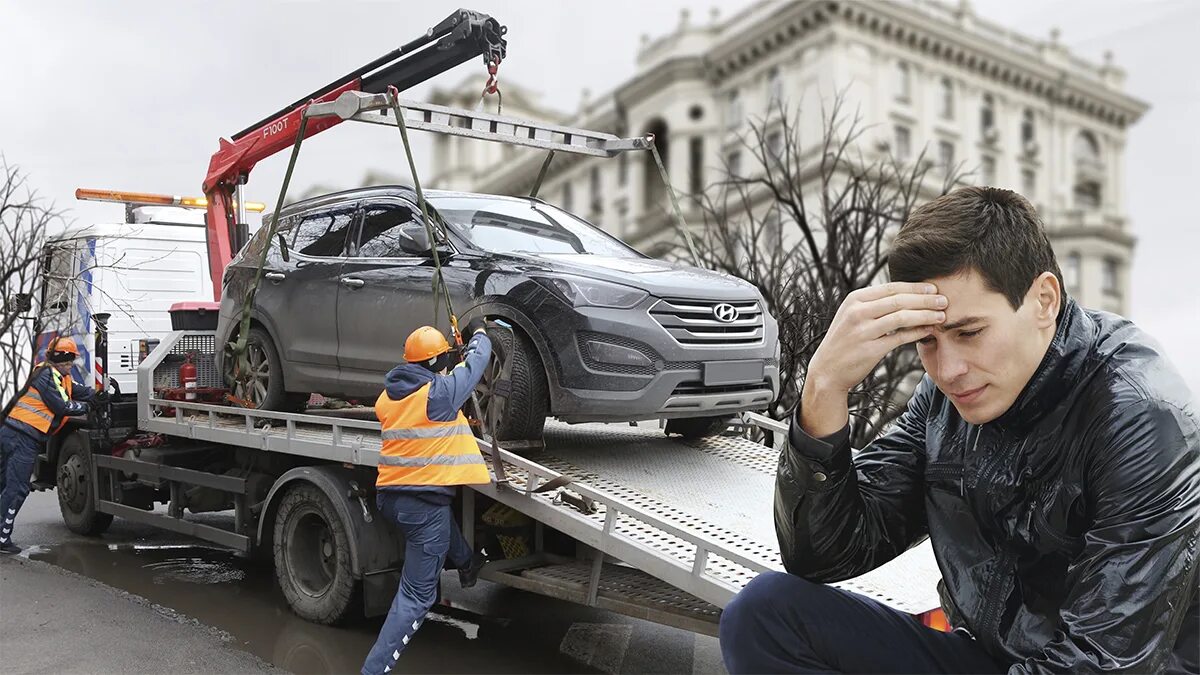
left=362, top=318, right=492, bottom=675
left=2, top=337, right=98, bottom=554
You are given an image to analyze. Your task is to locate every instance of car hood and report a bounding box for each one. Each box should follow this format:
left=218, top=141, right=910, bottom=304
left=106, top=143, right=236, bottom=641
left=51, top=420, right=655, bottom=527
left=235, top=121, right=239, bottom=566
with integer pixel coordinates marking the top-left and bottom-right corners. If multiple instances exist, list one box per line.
left=511, top=253, right=761, bottom=301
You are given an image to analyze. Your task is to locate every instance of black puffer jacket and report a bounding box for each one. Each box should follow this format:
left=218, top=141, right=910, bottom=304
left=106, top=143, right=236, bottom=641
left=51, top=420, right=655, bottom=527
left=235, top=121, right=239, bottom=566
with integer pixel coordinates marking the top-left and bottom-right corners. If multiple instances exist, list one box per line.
left=777, top=299, right=1199, bottom=673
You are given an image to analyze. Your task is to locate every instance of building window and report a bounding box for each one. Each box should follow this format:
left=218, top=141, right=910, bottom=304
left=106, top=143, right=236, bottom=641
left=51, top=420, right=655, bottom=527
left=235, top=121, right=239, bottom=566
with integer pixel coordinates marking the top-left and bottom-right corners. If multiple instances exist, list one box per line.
left=1021, top=168, right=1036, bottom=199
left=1021, top=108, right=1036, bottom=145
left=766, top=66, right=783, bottom=107
left=895, top=61, right=912, bottom=102
left=764, top=206, right=782, bottom=240
left=1074, top=130, right=1101, bottom=163
left=939, top=77, right=954, bottom=120
left=562, top=182, right=573, bottom=212
left=895, top=125, right=912, bottom=161
left=981, top=95, right=998, bottom=139
left=767, top=130, right=784, bottom=161
left=727, top=150, right=743, bottom=178
left=981, top=155, right=996, bottom=185
left=727, top=89, right=743, bottom=131
left=589, top=167, right=602, bottom=213
left=1064, top=252, right=1081, bottom=294
left=1102, top=257, right=1120, bottom=296
left=643, top=118, right=669, bottom=210
left=938, top=140, right=955, bottom=169
left=689, top=136, right=704, bottom=195
left=1075, top=181, right=1101, bottom=209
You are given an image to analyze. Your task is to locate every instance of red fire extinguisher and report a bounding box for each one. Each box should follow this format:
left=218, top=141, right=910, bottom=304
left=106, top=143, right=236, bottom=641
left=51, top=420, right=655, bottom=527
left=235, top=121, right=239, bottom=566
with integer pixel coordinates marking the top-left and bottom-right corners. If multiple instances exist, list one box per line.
left=180, top=353, right=198, bottom=401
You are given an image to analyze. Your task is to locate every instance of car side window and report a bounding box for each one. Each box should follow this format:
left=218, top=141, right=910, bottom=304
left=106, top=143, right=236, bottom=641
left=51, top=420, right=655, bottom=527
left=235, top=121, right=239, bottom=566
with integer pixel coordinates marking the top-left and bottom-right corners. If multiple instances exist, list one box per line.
left=355, top=203, right=421, bottom=258
left=289, top=210, right=355, bottom=257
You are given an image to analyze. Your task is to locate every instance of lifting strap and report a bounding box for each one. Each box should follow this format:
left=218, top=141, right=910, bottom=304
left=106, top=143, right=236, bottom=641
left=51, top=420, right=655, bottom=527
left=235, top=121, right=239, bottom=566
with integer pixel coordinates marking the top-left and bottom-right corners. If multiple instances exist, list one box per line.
left=386, top=86, right=510, bottom=487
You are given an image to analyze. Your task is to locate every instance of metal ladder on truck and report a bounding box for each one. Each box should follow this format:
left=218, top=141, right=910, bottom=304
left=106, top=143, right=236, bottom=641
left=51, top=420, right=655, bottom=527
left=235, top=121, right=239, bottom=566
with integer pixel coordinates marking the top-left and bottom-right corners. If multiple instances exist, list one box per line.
left=131, top=331, right=945, bottom=636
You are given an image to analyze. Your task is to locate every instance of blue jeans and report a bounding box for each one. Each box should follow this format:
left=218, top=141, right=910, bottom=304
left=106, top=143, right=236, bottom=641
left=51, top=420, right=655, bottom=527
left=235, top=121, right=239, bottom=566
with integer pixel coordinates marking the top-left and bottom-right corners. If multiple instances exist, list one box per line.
left=719, top=572, right=1005, bottom=674
left=361, top=490, right=473, bottom=675
left=0, top=426, right=41, bottom=546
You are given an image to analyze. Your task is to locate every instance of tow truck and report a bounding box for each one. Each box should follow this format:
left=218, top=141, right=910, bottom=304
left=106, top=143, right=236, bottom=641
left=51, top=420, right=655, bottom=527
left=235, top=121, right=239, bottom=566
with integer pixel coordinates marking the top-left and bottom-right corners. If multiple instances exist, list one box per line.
left=33, top=8, right=946, bottom=641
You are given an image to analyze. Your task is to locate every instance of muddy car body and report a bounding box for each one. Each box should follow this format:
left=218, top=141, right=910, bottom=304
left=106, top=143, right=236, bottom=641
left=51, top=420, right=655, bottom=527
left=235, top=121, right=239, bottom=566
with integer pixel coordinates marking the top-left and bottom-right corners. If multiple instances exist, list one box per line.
left=215, top=186, right=780, bottom=440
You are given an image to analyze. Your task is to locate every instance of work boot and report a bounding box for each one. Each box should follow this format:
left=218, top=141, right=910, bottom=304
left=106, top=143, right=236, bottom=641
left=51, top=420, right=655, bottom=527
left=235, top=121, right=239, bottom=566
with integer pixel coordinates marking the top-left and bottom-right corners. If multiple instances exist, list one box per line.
left=458, top=551, right=486, bottom=588
left=0, top=541, right=22, bottom=555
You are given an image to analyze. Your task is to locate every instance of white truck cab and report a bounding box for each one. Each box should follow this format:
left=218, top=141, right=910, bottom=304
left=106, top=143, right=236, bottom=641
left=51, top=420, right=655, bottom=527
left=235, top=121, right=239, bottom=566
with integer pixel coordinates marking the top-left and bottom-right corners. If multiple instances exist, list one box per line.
left=37, top=191, right=262, bottom=395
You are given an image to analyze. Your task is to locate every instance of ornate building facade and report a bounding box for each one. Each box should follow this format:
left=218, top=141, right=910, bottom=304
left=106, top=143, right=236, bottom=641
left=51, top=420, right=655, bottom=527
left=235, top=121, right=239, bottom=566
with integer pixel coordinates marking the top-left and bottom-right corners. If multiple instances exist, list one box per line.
left=429, top=0, right=1147, bottom=314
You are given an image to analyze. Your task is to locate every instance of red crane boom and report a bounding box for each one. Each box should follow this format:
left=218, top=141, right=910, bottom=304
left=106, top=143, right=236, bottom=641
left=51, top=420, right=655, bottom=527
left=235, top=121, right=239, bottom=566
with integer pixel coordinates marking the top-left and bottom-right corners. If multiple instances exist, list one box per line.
left=199, top=10, right=506, bottom=300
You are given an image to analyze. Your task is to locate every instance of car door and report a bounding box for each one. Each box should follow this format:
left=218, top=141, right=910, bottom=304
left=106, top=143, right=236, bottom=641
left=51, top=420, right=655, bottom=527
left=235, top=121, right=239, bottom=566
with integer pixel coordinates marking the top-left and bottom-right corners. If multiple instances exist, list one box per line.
left=335, top=199, right=466, bottom=396
left=259, top=207, right=355, bottom=387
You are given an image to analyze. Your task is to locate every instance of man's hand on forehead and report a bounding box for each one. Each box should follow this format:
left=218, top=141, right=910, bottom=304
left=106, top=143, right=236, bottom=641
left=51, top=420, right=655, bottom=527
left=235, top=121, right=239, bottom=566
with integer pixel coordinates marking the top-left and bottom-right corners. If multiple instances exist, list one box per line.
left=807, top=282, right=947, bottom=397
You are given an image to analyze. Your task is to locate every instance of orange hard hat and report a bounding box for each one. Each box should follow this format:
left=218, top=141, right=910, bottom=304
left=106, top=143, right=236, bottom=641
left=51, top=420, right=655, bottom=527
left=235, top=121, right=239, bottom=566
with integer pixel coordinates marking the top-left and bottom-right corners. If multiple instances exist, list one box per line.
left=404, top=326, right=451, bottom=364
left=47, top=336, right=80, bottom=361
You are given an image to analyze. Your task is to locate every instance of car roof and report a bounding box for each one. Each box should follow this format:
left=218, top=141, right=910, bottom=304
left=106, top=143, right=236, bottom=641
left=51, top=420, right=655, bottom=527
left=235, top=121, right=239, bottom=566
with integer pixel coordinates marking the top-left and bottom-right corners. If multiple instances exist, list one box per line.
left=274, top=185, right=537, bottom=219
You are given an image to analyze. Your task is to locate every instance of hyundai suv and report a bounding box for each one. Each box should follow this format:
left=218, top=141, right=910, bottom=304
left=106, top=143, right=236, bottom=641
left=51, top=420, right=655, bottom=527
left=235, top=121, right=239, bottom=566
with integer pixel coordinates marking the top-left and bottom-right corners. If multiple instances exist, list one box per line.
left=215, top=186, right=780, bottom=442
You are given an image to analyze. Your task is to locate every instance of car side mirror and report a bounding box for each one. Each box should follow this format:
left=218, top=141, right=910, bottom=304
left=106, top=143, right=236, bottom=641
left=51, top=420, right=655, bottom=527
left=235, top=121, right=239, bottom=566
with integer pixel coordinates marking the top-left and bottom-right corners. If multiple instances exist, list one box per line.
left=398, top=222, right=434, bottom=256
left=276, top=233, right=291, bottom=262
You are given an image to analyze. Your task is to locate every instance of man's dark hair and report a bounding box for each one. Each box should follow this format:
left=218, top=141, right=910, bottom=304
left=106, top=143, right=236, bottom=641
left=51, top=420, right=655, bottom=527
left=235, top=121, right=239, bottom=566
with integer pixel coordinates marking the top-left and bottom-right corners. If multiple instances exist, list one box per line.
left=888, top=186, right=1062, bottom=310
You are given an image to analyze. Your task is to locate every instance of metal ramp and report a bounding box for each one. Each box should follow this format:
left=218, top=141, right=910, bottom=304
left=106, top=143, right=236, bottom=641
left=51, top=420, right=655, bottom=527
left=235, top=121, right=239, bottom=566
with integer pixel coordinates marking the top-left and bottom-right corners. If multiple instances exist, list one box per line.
left=138, top=331, right=942, bottom=634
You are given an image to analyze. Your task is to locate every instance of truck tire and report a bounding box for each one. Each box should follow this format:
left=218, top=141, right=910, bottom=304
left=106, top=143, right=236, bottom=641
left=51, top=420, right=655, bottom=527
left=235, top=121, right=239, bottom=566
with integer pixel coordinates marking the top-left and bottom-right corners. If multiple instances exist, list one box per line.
left=56, top=431, right=113, bottom=535
left=230, top=326, right=307, bottom=413
left=273, top=483, right=359, bottom=624
left=476, top=326, right=548, bottom=444
left=665, top=415, right=731, bottom=440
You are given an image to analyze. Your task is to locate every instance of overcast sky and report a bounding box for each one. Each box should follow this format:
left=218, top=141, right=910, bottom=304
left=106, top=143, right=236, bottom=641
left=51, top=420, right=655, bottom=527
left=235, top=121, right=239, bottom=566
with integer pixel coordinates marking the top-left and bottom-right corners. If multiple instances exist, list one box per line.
left=2, top=0, right=1197, bottom=392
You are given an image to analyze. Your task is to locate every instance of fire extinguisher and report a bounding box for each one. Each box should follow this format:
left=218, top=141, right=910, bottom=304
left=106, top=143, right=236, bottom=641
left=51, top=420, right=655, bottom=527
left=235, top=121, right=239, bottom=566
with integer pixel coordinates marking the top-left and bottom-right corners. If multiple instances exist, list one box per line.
left=180, top=352, right=198, bottom=401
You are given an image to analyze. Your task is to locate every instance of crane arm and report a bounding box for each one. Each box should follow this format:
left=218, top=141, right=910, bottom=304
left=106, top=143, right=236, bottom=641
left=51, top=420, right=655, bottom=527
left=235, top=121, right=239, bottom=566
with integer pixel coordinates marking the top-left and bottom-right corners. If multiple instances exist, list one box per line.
left=201, top=9, right=506, bottom=300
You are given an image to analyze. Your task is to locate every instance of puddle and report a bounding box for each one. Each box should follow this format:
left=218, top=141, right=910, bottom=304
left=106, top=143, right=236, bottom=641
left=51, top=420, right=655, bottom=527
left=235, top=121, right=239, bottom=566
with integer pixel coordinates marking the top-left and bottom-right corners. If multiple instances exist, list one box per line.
left=31, top=541, right=597, bottom=674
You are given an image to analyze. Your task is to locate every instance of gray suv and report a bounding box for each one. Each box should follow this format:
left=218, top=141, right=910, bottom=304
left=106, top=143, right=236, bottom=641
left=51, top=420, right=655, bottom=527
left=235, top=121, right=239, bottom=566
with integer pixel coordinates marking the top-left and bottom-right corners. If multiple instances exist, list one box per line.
left=216, top=186, right=780, bottom=442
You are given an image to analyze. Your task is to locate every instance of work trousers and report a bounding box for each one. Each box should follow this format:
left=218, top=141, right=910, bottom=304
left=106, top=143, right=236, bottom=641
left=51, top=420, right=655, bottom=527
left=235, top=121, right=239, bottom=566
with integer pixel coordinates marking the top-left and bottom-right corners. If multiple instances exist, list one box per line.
left=361, top=490, right=473, bottom=675
left=719, top=571, right=1006, bottom=674
left=0, top=425, right=41, bottom=547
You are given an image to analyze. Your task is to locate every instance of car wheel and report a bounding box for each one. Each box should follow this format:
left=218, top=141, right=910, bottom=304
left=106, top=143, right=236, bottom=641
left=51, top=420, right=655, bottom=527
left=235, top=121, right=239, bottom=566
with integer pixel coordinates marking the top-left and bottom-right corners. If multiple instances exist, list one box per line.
left=664, top=415, right=731, bottom=440
left=475, top=326, right=548, bottom=445
left=56, top=431, right=114, bottom=535
left=227, top=327, right=307, bottom=412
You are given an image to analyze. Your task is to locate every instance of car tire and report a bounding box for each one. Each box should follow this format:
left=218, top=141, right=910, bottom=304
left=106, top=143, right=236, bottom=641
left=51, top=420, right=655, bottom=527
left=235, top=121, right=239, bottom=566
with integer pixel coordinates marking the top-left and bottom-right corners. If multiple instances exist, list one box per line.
left=56, top=431, right=114, bottom=536
left=664, top=415, right=731, bottom=440
left=228, top=326, right=307, bottom=413
left=272, top=483, right=359, bottom=625
left=477, top=326, right=548, bottom=445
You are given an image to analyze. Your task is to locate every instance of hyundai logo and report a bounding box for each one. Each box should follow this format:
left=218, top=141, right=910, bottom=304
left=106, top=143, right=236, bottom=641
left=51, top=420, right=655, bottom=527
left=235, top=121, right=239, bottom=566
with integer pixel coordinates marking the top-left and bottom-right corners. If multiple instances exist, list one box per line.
left=712, top=303, right=739, bottom=323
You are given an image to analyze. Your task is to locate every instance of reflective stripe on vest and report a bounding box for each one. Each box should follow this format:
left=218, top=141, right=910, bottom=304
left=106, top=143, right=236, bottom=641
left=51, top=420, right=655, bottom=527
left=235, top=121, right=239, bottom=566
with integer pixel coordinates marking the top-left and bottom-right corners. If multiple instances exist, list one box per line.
left=375, top=382, right=490, bottom=487
left=9, top=364, right=73, bottom=435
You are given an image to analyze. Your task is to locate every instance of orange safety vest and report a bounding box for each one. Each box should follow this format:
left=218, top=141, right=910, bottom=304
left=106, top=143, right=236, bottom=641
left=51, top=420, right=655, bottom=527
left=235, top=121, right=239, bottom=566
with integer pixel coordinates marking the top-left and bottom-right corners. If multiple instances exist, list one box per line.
left=9, top=364, right=73, bottom=435
left=375, top=383, right=490, bottom=488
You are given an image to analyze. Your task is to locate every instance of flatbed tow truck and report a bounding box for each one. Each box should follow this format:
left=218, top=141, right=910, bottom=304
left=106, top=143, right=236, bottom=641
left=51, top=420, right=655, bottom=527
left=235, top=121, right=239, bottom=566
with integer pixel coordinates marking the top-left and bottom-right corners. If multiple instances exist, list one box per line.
left=34, top=7, right=945, bottom=643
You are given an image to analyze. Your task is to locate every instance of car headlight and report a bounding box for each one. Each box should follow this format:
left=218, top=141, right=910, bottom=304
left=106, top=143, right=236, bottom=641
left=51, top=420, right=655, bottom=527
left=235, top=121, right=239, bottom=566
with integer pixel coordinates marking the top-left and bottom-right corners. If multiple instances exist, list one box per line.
left=533, top=274, right=648, bottom=309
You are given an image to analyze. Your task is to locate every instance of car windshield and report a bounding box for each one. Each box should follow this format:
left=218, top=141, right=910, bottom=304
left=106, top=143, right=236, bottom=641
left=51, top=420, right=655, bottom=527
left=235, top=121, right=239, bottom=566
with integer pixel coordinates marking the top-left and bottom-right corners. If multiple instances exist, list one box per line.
left=429, top=196, right=642, bottom=258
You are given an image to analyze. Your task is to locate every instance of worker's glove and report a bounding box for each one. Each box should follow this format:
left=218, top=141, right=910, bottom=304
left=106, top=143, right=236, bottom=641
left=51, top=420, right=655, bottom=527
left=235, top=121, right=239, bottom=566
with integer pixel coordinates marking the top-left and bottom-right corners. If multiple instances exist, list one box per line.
left=92, top=391, right=111, bottom=408
left=463, top=317, right=488, bottom=337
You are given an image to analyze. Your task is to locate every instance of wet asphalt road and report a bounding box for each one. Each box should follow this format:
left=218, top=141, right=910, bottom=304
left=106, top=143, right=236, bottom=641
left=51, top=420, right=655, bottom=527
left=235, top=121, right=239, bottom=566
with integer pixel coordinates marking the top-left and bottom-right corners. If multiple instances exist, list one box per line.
left=7, top=490, right=726, bottom=674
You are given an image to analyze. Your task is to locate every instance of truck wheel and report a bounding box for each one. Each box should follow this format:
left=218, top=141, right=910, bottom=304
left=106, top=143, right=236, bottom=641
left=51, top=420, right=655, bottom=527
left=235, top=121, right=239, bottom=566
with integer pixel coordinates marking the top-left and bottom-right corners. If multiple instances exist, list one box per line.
left=230, top=327, right=307, bottom=413
left=665, top=415, right=731, bottom=440
left=56, top=431, right=113, bottom=535
left=273, top=483, right=358, bottom=625
left=476, top=327, right=548, bottom=444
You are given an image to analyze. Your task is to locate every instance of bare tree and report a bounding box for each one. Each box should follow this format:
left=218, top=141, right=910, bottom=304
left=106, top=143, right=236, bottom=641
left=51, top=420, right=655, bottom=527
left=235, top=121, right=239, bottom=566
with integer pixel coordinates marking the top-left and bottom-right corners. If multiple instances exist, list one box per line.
left=687, top=95, right=963, bottom=446
left=0, top=159, right=71, bottom=421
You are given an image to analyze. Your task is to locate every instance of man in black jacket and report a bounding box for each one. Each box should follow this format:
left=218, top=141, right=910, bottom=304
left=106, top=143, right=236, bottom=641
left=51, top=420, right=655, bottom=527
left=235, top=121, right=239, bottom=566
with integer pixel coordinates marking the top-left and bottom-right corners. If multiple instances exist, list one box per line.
left=719, top=187, right=1199, bottom=673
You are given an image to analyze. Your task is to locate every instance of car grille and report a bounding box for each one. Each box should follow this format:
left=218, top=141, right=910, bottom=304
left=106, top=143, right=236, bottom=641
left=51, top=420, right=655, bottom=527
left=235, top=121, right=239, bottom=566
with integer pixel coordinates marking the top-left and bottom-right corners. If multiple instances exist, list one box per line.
left=649, top=298, right=764, bottom=346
